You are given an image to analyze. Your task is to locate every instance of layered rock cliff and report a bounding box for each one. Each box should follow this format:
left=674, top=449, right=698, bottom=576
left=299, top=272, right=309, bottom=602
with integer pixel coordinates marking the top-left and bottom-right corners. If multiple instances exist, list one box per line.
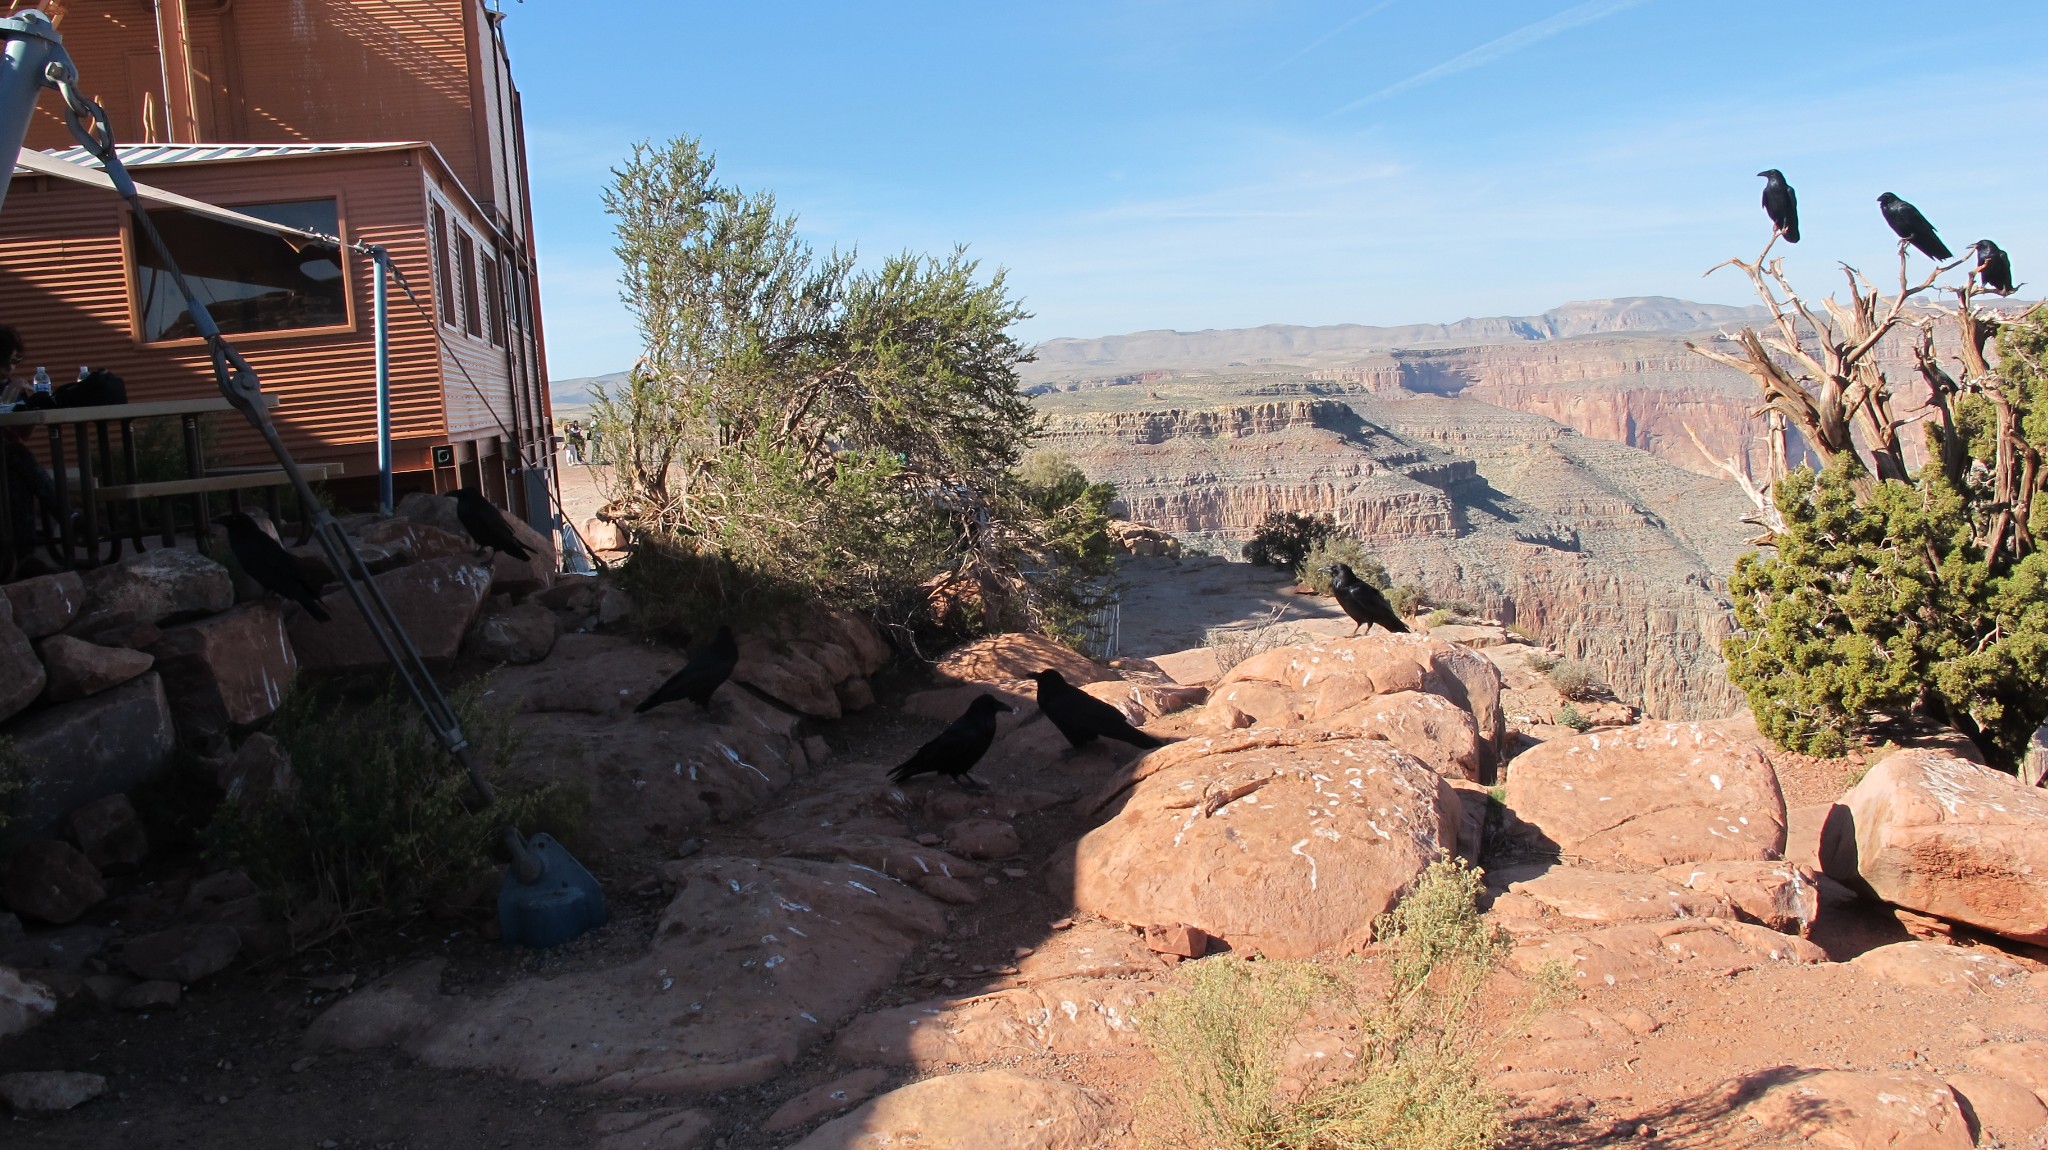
left=1039, top=383, right=1752, bottom=720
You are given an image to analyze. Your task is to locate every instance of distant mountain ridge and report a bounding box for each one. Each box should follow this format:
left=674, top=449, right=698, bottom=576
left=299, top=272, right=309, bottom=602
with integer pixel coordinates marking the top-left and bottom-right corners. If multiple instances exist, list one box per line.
left=1021, top=296, right=1772, bottom=382
left=550, top=370, right=629, bottom=411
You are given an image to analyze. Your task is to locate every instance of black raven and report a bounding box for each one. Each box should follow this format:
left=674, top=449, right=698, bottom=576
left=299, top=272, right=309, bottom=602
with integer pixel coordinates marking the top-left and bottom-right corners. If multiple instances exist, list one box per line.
left=635, top=625, right=740, bottom=714
left=452, top=487, right=534, bottom=561
left=217, top=512, right=330, bottom=622
left=1031, top=668, right=1163, bottom=750
left=1973, top=240, right=2015, bottom=294
left=1878, top=193, right=1952, bottom=261
left=888, top=693, right=1017, bottom=790
left=1325, top=562, right=1409, bottom=636
left=1757, top=169, right=1799, bottom=243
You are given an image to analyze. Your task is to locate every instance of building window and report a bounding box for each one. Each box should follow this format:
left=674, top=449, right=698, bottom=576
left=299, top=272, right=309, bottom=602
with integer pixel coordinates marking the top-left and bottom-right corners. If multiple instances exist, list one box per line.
left=132, top=199, right=346, bottom=343
left=431, top=205, right=454, bottom=328
left=484, top=255, right=507, bottom=347
left=459, top=231, right=480, bottom=337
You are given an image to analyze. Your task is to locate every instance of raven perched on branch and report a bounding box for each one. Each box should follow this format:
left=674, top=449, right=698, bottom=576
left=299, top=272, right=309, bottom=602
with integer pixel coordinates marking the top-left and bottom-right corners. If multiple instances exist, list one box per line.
left=889, top=693, right=1016, bottom=790
left=1878, top=193, right=1952, bottom=261
left=1973, top=240, right=2015, bottom=295
left=1757, top=169, right=1799, bottom=243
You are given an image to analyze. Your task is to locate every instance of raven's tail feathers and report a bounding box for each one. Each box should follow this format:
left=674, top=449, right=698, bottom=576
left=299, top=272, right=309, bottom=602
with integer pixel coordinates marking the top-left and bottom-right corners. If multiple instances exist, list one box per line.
left=301, top=598, right=332, bottom=624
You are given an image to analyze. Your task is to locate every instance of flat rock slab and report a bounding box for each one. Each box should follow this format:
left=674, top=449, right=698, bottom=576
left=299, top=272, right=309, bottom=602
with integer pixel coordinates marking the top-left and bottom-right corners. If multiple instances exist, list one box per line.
left=1014, top=923, right=1162, bottom=982
left=79, top=548, right=231, bottom=627
left=1657, top=860, right=1820, bottom=935
left=1941, top=1072, right=2048, bottom=1148
left=1491, top=866, right=1735, bottom=925
left=786, top=1071, right=1114, bottom=1150
left=833, top=978, right=1156, bottom=1067
left=933, top=633, right=1118, bottom=689
left=1, top=572, right=84, bottom=639
left=148, top=603, right=296, bottom=739
left=1323, top=689, right=1485, bottom=781
left=1830, top=749, right=2048, bottom=946
left=1069, top=728, right=1456, bottom=959
left=0, top=1070, right=107, bottom=1115
left=291, top=557, right=491, bottom=672
left=38, top=635, right=152, bottom=703
left=762, top=1068, right=891, bottom=1135
left=1509, top=918, right=1826, bottom=986
left=588, top=1107, right=713, bottom=1150
left=1740, top=1068, right=1972, bottom=1150
left=1851, top=941, right=2030, bottom=994
left=1502, top=721, right=1787, bottom=868
left=1964, top=1042, right=2048, bottom=1101
left=309, top=857, right=942, bottom=1094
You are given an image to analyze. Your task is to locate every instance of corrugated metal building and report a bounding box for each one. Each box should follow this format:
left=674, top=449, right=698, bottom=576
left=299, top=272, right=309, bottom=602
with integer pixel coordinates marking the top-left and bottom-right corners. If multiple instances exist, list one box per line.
left=0, top=0, right=552, bottom=512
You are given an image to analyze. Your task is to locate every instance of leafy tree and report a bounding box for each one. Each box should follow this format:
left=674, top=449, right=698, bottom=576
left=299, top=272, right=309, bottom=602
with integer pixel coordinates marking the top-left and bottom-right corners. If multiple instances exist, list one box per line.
left=1712, top=281, right=2048, bottom=763
left=593, top=137, right=1100, bottom=647
left=1243, top=511, right=1336, bottom=569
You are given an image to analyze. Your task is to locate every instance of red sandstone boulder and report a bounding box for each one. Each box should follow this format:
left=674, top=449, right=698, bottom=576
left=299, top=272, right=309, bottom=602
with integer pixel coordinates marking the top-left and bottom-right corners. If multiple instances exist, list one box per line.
left=10, top=673, right=175, bottom=833
left=1069, top=729, right=1457, bottom=959
left=1326, top=689, right=1484, bottom=781
left=1657, top=860, right=1820, bottom=935
left=1851, top=941, right=2029, bottom=994
left=463, top=600, right=558, bottom=665
left=1508, top=918, right=1826, bottom=985
left=1502, top=722, right=1787, bottom=868
left=831, top=980, right=1155, bottom=1067
left=1828, top=749, right=2048, bottom=946
left=932, top=633, right=1117, bottom=688
left=37, top=635, right=152, bottom=703
left=290, top=557, right=491, bottom=672
left=77, top=548, right=232, bottom=627
left=1, top=572, right=83, bottom=639
left=66, top=795, right=147, bottom=873
left=1151, top=647, right=1222, bottom=687
left=149, top=603, right=297, bottom=742
left=1490, top=866, right=1736, bottom=925
left=0, top=841, right=104, bottom=925
left=1741, top=1069, right=1973, bottom=1150
left=1209, top=633, right=1506, bottom=774
left=0, top=599, right=43, bottom=723
left=732, top=633, right=843, bottom=719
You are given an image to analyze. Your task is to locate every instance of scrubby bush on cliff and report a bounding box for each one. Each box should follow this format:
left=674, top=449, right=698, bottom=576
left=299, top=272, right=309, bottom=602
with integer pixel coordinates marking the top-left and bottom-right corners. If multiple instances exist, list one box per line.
left=1244, top=511, right=1336, bottom=569
left=593, top=136, right=1108, bottom=650
left=1137, top=859, right=1507, bottom=1150
left=1300, top=537, right=1389, bottom=596
left=1546, top=659, right=1605, bottom=702
left=1696, top=215, right=2048, bottom=763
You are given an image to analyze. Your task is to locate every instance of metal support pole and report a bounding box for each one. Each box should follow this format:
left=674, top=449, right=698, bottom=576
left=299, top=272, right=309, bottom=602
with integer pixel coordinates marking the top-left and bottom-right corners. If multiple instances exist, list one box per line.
left=374, top=246, right=393, bottom=513
left=0, top=13, right=62, bottom=217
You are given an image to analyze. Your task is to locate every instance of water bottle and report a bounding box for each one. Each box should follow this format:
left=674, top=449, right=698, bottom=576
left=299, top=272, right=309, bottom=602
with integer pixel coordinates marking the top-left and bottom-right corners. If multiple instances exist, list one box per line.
left=31, top=367, right=51, bottom=397
left=77, top=366, right=89, bottom=382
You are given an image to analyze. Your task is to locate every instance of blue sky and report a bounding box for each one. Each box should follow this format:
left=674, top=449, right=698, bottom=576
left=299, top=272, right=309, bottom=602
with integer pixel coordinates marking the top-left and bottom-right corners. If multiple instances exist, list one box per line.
left=502, top=1, right=2048, bottom=379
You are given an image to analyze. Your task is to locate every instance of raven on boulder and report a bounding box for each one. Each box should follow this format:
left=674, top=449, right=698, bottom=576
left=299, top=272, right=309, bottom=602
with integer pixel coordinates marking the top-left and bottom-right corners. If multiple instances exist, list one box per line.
left=889, top=693, right=1017, bottom=790
left=635, top=625, right=739, bottom=714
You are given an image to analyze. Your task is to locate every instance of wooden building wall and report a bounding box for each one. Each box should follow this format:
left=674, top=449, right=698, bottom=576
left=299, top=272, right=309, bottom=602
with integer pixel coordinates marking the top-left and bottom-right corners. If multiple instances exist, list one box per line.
left=0, top=146, right=530, bottom=478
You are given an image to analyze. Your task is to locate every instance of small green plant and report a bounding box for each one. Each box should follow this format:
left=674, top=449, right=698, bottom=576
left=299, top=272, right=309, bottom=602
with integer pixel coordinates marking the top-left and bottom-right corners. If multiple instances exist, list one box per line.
left=1505, top=623, right=1539, bottom=644
left=1136, top=858, right=1508, bottom=1150
left=1556, top=702, right=1591, bottom=731
left=1244, top=511, right=1336, bottom=570
left=1424, top=609, right=1451, bottom=628
left=1387, top=584, right=1427, bottom=619
left=1298, top=537, right=1388, bottom=596
left=205, top=680, right=585, bottom=939
left=1524, top=650, right=1559, bottom=673
left=1546, top=660, right=1603, bottom=701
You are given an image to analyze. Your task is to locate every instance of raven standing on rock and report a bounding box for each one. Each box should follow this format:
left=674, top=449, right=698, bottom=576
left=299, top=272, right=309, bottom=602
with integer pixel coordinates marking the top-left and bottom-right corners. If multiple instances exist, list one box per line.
left=1973, top=240, right=2015, bottom=294
left=217, top=512, right=330, bottom=622
left=1758, top=169, right=1799, bottom=243
left=1878, top=193, right=1953, bottom=261
left=635, top=625, right=739, bottom=714
left=452, top=487, right=534, bottom=562
left=1031, top=669, right=1164, bottom=750
left=1325, top=563, right=1409, bottom=636
left=889, top=693, right=1017, bottom=790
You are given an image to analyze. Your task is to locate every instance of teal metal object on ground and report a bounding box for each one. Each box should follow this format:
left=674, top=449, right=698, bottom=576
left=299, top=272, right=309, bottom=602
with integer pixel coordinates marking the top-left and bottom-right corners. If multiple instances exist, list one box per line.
left=497, top=833, right=605, bottom=948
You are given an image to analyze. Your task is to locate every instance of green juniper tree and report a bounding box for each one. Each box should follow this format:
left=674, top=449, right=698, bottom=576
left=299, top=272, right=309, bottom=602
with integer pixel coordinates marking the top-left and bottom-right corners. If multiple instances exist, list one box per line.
left=1692, top=228, right=2048, bottom=764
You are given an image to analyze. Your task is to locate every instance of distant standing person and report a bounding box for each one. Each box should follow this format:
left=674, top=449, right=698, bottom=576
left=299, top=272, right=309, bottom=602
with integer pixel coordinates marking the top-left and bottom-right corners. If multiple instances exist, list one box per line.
left=565, top=420, right=587, bottom=465
left=585, top=423, right=602, bottom=465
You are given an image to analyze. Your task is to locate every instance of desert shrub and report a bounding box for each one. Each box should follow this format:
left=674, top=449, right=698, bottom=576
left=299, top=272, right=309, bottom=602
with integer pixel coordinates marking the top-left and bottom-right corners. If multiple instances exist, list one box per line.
left=1556, top=702, right=1591, bottom=731
left=1546, top=659, right=1603, bottom=701
left=592, top=136, right=1105, bottom=651
left=1137, top=859, right=1508, bottom=1150
left=205, top=681, right=585, bottom=938
left=1504, top=623, right=1539, bottom=644
left=1204, top=605, right=1305, bottom=673
left=1244, top=511, right=1336, bottom=570
left=1424, top=609, right=1451, bottom=628
left=1387, top=583, right=1427, bottom=619
left=1524, top=650, right=1559, bottom=673
left=1446, top=600, right=1479, bottom=618
left=1299, top=537, right=1389, bottom=597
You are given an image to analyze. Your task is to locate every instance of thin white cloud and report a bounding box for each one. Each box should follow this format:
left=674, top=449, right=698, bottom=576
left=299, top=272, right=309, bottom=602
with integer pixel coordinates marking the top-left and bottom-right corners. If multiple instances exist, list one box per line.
left=1330, top=0, right=1652, bottom=115
left=1263, top=0, right=1401, bottom=76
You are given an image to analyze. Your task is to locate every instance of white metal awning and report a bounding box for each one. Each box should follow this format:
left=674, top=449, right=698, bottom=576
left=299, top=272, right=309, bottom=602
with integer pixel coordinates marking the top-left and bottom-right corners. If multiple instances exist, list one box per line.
left=13, top=148, right=339, bottom=247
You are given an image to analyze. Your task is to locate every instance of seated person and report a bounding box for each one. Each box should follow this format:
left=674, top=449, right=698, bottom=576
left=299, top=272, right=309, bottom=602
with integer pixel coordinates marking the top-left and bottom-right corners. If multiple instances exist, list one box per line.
left=0, top=327, right=56, bottom=548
